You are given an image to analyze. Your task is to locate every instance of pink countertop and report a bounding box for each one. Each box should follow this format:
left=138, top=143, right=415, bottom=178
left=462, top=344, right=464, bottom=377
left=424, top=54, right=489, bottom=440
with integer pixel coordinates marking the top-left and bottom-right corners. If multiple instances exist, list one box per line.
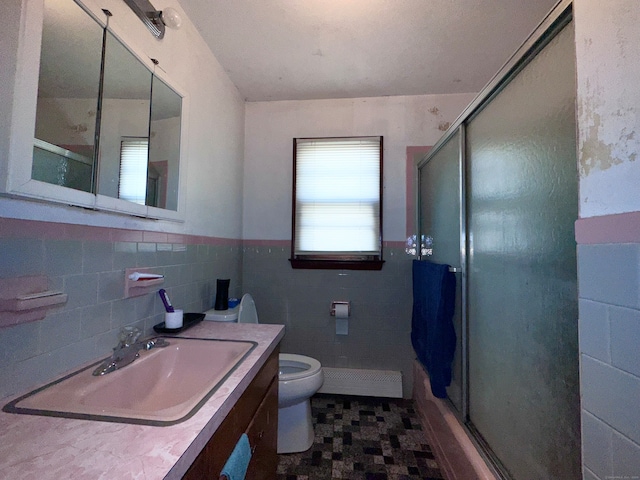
left=0, top=322, right=285, bottom=479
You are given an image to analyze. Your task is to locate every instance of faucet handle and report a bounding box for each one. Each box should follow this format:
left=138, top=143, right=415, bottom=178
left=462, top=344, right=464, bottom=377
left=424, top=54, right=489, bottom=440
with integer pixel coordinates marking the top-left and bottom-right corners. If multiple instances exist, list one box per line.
left=117, top=326, right=141, bottom=348
left=143, top=337, right=170, bottom=350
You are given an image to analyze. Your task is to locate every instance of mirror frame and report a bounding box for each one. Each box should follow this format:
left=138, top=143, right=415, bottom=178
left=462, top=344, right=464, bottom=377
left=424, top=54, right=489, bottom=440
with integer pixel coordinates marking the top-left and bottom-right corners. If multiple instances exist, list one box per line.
left=1, top=0, right=188, bottom=222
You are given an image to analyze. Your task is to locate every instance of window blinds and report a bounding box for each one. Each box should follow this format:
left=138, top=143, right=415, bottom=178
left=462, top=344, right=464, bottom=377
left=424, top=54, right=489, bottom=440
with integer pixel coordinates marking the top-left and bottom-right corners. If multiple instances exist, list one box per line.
left=118, top=138, right=149, bottom=205
left=294, top=137, right=381, bottom=256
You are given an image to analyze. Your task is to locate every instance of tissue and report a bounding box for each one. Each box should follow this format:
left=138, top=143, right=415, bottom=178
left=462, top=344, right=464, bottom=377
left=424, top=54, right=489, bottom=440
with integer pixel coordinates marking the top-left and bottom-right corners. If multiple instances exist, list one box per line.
left=335, top=303, right=349, bottom=335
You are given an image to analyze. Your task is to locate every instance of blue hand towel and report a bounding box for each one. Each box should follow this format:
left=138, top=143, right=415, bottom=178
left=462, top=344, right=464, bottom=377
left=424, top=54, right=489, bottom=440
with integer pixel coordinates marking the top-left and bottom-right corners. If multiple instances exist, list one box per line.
left=411, top=260, right=456, bottom=398
left=220, top=433, right=252, bottom=480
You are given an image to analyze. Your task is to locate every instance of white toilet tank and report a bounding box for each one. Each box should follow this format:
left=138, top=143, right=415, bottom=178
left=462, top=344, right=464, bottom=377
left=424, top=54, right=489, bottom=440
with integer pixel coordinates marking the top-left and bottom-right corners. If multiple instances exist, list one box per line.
left=204, top=294, right=258, bottom=323
left=203, top=305, right=239, bottom=322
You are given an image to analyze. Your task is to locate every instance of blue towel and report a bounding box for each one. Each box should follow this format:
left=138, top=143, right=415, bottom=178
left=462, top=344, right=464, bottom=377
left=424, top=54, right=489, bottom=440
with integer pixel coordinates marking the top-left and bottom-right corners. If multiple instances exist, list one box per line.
left=220, top=433, right=252, bottom=480
left=411, top=260, right=456, bottom=398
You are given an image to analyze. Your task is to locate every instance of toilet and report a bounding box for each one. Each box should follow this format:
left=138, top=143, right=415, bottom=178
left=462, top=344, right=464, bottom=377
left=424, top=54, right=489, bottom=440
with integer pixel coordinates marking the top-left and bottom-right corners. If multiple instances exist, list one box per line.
left=204, top=294, right=324, bottom=454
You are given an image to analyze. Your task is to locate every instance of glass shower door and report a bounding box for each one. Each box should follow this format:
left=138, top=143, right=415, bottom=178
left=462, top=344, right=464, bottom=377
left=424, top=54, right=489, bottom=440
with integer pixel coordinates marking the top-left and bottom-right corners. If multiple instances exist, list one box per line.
left=465, top=21, right=580, bottom=479
left=418, top=128, right=464, bottom=412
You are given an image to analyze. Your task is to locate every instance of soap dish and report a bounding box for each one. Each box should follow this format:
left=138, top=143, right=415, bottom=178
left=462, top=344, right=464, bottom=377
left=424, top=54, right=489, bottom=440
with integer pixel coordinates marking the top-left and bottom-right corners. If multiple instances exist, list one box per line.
left=153, top=312, right=205, bottom=333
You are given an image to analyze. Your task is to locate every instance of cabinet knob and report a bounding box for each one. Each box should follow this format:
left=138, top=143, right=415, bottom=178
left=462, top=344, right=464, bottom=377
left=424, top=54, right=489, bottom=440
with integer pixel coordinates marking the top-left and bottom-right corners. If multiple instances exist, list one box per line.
left=251, top=431, right=264, bottom=454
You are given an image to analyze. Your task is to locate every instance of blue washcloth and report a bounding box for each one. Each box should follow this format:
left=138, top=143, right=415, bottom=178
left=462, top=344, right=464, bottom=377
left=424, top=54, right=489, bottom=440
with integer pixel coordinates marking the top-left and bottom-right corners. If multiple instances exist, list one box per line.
left=411, top=260, right=457, bottom=398
left=220, top=433, right=252, bottom=480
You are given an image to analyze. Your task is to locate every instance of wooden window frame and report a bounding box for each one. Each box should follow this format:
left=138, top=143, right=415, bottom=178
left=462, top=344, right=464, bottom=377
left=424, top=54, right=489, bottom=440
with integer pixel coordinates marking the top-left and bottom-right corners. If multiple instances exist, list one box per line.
left=289, top=136, right=384, bottom=270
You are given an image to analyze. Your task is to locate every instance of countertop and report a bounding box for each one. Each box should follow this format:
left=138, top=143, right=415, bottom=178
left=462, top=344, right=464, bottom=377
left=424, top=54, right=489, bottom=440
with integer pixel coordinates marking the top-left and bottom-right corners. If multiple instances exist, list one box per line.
left=0, top=322, right=285, bottom=479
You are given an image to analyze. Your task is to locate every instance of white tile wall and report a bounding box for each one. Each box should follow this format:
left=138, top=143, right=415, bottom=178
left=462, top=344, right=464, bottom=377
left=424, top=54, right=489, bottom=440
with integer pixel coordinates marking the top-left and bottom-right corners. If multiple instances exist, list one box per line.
left=242, top=245, right=416, bottom=397
left=0, top=234, right=242, bottom=401
left=579, top=243, right=640, bottom=478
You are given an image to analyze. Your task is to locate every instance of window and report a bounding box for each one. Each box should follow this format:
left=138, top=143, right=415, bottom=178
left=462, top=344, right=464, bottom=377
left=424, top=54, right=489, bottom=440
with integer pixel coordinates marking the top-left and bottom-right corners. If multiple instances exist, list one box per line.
left=291, top=136, right=383, bottom=270
left=118, top=137, right=149, bottom=205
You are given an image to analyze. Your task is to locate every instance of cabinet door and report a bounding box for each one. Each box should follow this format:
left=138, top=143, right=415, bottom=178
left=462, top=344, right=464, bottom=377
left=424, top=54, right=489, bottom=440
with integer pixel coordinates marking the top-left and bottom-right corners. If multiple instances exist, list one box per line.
left=245, top=378, right=278, bottom=480
left=183, top=347, right=279, bottom=479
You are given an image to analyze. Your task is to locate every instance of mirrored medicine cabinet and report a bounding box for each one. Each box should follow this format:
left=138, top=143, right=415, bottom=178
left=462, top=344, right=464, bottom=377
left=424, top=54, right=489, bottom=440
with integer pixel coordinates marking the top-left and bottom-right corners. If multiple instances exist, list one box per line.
left=23, top=0, right=184, bottom=217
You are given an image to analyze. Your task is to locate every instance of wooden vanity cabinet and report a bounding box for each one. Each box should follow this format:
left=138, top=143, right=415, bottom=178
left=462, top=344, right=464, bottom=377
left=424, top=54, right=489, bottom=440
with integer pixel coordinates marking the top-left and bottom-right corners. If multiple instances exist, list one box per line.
left=183, top=346, right=279, bottom=480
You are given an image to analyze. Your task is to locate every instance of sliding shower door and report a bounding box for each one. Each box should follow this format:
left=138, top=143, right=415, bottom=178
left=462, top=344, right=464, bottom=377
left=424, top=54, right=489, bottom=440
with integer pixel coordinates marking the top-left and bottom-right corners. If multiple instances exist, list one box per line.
left=416, top=6, right=580, bottom=478
left=466, top=21, right=579, bottom=479
left=418, top=129, right=464, bottom=412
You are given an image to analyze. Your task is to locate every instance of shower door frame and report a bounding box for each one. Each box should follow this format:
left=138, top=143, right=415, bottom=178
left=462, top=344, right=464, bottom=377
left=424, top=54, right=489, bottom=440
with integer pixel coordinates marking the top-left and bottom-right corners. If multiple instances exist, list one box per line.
left=416, top=0, right=574, bottom=476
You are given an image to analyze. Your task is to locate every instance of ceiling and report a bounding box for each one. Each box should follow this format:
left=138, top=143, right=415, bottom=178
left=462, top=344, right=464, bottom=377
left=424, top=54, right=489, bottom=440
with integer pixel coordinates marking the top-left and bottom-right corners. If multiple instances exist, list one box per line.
left=177, top=0, right=559, bottom=102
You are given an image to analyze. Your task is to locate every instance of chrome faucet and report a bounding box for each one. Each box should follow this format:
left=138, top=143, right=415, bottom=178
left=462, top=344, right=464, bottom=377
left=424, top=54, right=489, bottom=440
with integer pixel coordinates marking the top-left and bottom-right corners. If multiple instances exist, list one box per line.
left=92, top=327, right=170, bottom=376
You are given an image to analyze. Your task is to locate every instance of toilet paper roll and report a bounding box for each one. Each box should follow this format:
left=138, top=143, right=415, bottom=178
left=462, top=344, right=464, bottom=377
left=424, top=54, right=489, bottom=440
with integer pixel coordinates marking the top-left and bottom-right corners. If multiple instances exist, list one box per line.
left=335, top=303, right=349, bottom=335
left=336, top=317, right=349, bottom=335
left=335, top=303, right=349, bottom=318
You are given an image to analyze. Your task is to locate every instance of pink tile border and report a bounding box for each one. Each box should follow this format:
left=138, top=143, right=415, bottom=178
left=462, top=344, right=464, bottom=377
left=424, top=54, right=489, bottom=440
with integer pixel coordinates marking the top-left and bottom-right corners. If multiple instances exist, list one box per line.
left=242, top=239, right=290, bottom=248
left=0, top=218, right=240, bottom=246
left=166, top=233, right=188, bottom=244
left=575, top=211, right=640, bottom=245
left=242, top=239, right=408, bottom=249
left=0, top=218, right=48, bottom=239
left=142, top=231, right=168, bottom=243
left=208, top=237, right=243, bottom=247
left=63, top=224, right=113, bottom=242
left=0, top=218, right=415, bottom=250
left=13, top=210, right=638, bottom=248
left=112, top=228, right=144, bottom=243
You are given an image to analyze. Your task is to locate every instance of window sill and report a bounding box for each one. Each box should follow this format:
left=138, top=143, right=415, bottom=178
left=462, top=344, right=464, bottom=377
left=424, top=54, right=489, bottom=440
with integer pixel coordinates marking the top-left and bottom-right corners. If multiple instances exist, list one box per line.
left=289, top=259, right=384, bottom=271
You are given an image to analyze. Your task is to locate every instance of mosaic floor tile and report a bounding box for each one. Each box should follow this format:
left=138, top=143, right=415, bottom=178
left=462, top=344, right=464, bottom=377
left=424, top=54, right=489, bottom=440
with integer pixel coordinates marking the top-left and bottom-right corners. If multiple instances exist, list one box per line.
left=277, top=394, right=446, bottom=480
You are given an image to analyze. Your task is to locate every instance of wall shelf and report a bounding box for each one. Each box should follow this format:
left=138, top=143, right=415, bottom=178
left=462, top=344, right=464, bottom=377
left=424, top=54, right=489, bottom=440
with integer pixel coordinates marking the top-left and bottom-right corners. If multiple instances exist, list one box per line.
left=125, top=268, right=164, bottom=298
left=0, top=276, right=68, bottom=328
left=1, top=290, right=67, bottom=312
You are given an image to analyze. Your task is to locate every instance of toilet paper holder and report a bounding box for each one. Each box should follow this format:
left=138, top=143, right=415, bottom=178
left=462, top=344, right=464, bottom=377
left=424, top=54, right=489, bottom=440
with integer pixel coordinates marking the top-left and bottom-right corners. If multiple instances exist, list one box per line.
left=330, top=301, right=350, bottom=316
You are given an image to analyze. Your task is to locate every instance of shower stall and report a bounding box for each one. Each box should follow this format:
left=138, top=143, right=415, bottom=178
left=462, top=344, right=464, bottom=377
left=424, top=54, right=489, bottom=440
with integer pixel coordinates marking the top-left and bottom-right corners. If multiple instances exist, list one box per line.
left=416, top=1, right=580, bottom=478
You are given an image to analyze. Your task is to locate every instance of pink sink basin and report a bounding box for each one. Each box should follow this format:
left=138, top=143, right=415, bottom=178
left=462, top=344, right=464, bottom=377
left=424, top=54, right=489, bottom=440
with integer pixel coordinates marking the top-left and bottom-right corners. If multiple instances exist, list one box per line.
left=4, top=337, right=255, bottom=425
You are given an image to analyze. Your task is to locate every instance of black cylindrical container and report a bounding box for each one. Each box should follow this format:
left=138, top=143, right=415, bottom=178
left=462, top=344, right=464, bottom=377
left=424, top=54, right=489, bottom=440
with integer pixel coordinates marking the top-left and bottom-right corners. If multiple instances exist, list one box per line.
left=214, top=279, right=230, bottom=310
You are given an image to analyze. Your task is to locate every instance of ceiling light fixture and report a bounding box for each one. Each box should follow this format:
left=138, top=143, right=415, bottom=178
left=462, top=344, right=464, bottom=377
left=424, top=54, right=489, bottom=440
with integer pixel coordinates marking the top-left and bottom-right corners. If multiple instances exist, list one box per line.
left=122, top=0, right=182, bottom=39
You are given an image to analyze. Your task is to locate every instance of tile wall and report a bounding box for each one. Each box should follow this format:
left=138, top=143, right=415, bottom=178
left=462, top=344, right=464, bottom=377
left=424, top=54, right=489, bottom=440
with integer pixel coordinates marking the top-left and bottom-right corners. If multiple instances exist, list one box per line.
left=0, top=218, right=243, bottom=400
left=242, top=243, right=416, bottom=396
left=0, top=217, right=419, bottom=401
left=576, top=214, right=640, bottom=479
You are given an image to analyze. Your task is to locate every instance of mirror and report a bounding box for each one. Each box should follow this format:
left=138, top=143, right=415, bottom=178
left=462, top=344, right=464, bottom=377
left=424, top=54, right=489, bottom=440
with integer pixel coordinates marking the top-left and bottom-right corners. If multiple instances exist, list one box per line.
left=32, top=0, right=182, bottom=213
left=32, top=0, right=103, bottom=192
left=97, top=30, right=152, bottom=202
left=149, top=77, right=182, bottom=210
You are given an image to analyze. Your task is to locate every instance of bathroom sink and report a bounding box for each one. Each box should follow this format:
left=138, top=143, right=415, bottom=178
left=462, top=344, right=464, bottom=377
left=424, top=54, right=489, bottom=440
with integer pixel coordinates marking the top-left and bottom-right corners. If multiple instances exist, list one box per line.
left=3, top=337, right=256, bottom=426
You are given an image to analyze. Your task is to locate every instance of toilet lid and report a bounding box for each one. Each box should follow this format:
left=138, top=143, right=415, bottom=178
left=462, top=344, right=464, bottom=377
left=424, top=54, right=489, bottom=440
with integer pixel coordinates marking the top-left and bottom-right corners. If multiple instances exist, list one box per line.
left=238, top=293, right=258, bottom=324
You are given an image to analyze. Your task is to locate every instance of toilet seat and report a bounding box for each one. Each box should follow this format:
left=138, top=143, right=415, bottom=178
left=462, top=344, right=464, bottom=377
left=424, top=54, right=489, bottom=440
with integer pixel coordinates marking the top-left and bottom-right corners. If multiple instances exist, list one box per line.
left=279, top=354, right=322, bottom=381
